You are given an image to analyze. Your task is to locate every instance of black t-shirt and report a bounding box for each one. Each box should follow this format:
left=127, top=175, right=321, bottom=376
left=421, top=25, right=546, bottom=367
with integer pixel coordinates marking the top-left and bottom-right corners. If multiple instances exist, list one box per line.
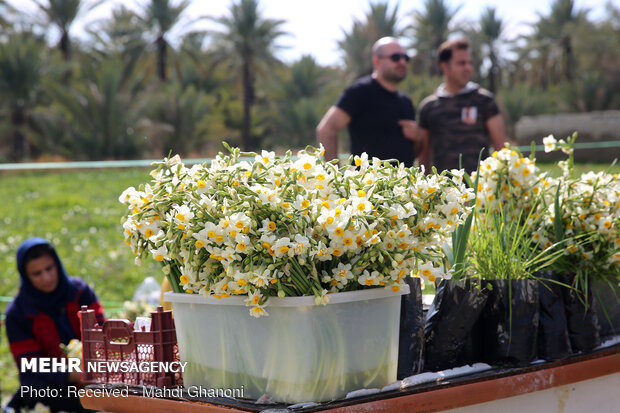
left=336, top=75, right=416, bottom=166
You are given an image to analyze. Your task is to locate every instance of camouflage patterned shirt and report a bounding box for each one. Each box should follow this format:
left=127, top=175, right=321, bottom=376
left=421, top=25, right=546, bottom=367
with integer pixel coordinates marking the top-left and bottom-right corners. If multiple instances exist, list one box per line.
left=418, top=82, right=500, bottom=173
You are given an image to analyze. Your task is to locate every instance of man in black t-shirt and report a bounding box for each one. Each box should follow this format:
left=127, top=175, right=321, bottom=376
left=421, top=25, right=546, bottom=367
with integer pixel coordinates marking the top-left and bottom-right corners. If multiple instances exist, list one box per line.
left=317, top=37, right=421, bottom=166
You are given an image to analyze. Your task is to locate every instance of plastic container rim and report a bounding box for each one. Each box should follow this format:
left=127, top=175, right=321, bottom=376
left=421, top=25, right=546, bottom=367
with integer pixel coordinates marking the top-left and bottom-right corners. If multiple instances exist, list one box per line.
left=163, top=284, right=410, bottom=307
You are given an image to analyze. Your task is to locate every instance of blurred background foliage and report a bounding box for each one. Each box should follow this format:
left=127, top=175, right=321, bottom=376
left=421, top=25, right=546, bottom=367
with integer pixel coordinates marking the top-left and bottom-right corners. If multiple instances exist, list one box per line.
left=0, top=0, right=619, bottom=162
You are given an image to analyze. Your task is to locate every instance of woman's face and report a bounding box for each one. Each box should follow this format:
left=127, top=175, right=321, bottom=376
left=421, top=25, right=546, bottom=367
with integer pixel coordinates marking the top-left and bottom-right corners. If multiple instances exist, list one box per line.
left=25, top=254, right=59, bottom=293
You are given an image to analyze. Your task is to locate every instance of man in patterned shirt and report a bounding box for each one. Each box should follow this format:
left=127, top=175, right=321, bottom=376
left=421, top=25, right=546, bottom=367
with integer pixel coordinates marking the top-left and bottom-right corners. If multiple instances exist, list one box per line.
left=417, top=38, right=507, bottom=173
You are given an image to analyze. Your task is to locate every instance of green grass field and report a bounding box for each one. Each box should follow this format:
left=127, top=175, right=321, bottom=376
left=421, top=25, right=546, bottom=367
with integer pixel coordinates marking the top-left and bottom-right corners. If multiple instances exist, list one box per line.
left=0, top=167, right=162, bottom=402
left=0, top=161, right=618, bottom=403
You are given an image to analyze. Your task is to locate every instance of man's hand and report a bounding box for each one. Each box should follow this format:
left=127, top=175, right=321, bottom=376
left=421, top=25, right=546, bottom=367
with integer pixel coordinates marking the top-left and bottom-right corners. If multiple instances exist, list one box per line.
left=398, top=120, right=419, bottom=142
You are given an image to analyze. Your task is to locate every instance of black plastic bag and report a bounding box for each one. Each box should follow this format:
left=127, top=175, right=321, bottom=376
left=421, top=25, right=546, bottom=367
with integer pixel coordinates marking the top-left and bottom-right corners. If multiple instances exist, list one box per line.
left=423, top=278, right=488, bottom=372
left=397, top=276, right=424, bottom=379
left=537, top=271, right=571, bottom=361
left=592, top=279, right=620, bottom=340
left=561, top=273, right=601, bottom=352
left=480, top=279, right=539, bottom=366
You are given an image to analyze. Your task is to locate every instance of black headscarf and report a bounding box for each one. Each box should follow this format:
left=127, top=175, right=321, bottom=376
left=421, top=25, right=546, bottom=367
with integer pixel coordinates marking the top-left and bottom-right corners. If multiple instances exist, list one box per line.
left=15, top=237, right=75, bottom=342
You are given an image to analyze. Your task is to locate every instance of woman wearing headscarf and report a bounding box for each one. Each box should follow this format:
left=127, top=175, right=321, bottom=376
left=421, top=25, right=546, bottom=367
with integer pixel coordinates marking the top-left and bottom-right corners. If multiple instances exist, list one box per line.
left=5, top=237, right=105, bottom=412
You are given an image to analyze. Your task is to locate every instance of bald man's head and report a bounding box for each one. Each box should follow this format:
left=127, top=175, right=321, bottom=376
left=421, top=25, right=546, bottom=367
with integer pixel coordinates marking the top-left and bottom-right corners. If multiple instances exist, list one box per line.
left=371, top=37, right=409, bottom=87
left=372, top=37, right=401, bottom=57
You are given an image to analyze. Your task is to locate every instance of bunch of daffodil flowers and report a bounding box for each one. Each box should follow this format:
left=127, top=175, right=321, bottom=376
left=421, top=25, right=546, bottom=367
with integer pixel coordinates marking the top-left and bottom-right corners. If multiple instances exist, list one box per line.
left=465, top=144, right=569, bottom=280
left=536, top=134, right=620, bottom=285
left=472, top=145, right=550, bottom=217
left=120, top=145, right=474, bottom=316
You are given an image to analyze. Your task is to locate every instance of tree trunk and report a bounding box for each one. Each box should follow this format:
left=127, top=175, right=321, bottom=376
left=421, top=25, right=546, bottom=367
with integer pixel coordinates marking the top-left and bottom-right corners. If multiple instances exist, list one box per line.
left=157, top=35, right=167, bottom=82
left=488, top=50, right=498, bottom=93
left=11, top=107, right=27, bottom=161
left=241, top=60, right=253, bottom=151
left=60, top=30, right=71, bottom=61
left=562, top=35, right=574, bottom=82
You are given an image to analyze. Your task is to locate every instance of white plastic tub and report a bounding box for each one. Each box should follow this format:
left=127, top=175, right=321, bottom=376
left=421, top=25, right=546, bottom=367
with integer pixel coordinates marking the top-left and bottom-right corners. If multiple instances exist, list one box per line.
left=164, top=285, right=409, bottom=403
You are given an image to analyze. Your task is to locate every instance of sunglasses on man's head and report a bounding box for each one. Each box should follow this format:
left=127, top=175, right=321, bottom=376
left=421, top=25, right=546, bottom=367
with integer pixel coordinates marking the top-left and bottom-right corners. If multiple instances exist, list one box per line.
left=381, top=53, right=410, bottom=63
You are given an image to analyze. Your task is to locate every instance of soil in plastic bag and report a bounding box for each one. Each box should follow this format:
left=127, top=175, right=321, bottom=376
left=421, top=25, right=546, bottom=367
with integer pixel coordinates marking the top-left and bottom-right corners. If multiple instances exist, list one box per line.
left=480, top=279, right=539, bottom=366
left=561, top=273, right=601, bottom=352
left=537, top=271, right=571, bottom=361
left=423, top=278, right=488, bottom=372
left=592, top=279, right=620, bottom=340
left=397, top=276, right=424, bottom=379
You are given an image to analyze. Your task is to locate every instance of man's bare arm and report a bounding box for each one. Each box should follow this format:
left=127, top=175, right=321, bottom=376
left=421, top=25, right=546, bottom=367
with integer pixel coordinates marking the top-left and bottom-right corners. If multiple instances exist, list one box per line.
left=316, top=106, right=351, bottom=162
left=486, top=114, right=507, bottom=151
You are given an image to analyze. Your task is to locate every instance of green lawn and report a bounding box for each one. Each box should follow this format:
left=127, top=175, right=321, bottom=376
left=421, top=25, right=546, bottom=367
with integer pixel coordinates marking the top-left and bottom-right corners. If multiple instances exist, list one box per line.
left=0, top=167, right=162, bottom=403
left=0, top=160, right=618, bottom=403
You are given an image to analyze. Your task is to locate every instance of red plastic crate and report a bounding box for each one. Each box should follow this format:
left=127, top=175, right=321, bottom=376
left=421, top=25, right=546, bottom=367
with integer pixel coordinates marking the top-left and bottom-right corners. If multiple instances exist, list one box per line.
left=79, top=305, right=182, bottom=387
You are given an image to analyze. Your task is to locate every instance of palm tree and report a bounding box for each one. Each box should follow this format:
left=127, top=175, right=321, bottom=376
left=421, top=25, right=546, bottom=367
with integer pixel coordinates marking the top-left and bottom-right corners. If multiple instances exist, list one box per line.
left=532, top=0, right=589, bottom=83
left=33, top=0, right=104, bottom=60
left=410, top=0, right=461, bottom=76
left=86, top=5, right=148, bottom=58
left=148, top=81, right=222, bottom=156
left=339, top=2, right=403, bottom=79
left=0, top=0, right=17, bottom=31
left=85, top=5, right=149, bottom=84
left=266, top=55, right=333, bottom=149
left=0, top=33, right=45, bottom=161
left=144, top=0, right=190, bottom=82
left=479, top=7, right=505, bottom=93
left=45, top=55, right=150, bottom=159
left=209, top=0, right=287, bottom=151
